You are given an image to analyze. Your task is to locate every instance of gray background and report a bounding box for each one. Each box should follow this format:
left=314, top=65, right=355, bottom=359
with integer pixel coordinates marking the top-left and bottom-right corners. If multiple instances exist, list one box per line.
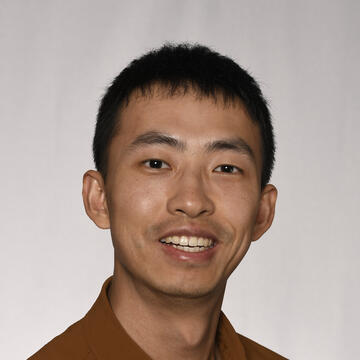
left=1, top=1, right=359, bottom=359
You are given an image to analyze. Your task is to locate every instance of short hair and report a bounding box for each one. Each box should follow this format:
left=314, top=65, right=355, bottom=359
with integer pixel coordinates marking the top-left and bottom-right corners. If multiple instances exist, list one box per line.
left=93, top=43, right=275, bottom=188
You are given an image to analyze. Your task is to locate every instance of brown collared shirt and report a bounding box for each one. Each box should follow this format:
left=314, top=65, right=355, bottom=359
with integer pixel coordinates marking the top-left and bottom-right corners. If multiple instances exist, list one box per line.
left=28, top=277, right=287, bottom=359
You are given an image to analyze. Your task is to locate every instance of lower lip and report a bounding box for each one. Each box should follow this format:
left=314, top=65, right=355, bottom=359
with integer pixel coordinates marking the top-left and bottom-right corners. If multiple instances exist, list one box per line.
left=160, top=242, right=218, bottom=262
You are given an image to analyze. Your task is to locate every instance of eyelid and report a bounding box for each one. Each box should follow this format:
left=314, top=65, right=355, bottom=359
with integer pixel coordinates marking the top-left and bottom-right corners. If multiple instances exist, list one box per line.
left=143, top=159, right=171, bottom=169
left=213, top=164, right=243, bottom=173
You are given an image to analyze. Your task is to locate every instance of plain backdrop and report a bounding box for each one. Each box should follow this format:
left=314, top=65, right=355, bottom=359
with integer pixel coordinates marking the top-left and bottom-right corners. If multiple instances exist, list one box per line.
left=1, top=1, right=359, bottom=359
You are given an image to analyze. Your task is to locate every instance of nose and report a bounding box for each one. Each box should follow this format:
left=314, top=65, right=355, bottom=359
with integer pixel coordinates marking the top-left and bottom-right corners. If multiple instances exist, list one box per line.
left=167, top=170, right=215, bottom=218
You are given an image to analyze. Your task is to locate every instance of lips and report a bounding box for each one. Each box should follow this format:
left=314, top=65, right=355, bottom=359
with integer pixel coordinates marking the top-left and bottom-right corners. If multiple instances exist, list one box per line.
left=160, top=235, right=214, bottom=253
left=159, top=226, right=218, bottom=244
left=158, top=226, right=218, bottom=254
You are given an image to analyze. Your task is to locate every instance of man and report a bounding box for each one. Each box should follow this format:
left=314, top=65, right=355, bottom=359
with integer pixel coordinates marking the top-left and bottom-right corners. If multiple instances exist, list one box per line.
left=29, top=44, right=286, bottom=359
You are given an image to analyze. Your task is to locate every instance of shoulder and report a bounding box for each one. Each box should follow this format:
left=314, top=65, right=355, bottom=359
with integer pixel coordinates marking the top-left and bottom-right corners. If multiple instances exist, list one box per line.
left=28, top=318, right=95, bottom=360
left=238, top=333, right=288, bottom=360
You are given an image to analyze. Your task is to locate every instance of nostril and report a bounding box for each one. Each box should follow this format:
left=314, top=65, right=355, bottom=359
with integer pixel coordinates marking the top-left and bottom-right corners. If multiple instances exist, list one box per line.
left=174, top=207, right=211, bottom=218
left=167, top=190, right=215, bottom=218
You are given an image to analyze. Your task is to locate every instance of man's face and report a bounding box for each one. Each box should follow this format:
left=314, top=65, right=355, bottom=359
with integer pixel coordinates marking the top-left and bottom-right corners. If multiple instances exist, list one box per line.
left=87, top=87, right=276, bottom=298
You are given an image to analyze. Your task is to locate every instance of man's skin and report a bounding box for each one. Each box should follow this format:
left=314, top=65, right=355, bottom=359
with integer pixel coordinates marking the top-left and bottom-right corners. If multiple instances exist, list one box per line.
left=82, top=86, right=278, bottom=360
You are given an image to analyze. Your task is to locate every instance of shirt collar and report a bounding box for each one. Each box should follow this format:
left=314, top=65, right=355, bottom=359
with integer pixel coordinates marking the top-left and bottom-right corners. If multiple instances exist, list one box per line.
left=82, top=276, right=247, bottom=359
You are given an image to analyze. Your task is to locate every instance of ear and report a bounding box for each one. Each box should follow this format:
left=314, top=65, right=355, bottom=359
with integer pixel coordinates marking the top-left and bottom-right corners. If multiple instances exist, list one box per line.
left=252, top=184, right=278, bottom=241
left=82, top=170, right=110, bottom=229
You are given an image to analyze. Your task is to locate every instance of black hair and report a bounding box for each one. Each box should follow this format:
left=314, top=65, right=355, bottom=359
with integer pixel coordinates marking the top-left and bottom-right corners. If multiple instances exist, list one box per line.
left=93, top=43, right=275, bottom=188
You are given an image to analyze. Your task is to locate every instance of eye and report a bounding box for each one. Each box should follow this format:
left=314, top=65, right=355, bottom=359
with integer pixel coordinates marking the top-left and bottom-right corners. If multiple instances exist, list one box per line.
left=143, top=159, right=170, bottom=169
left=214, top=164, right=242, bottom=174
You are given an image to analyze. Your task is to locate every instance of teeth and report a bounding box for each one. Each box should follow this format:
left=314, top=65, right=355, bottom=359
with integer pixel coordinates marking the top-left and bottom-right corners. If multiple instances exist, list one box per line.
left=173, top=245, right=206, bottom=252
left=179, top=236, right=188, bottom=246
left=189, top=237, right=198, bottom=246
left=160, top=236, right=214, bottom=249
left=172, top=236, right=179, bottom=245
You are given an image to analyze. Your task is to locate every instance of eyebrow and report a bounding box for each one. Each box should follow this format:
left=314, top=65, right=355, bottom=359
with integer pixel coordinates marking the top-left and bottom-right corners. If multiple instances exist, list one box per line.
left=127, top=130, right=255, bottom=161
left=205, top=138, right=255, bottom=160
left=128, top=131, right=186, bottom=151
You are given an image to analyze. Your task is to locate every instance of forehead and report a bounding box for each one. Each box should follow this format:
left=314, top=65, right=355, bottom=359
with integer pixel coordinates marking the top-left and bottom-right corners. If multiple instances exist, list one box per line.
left=118, top=86, right=256, bottom=133
left=110, top=86, right=263, bottom=169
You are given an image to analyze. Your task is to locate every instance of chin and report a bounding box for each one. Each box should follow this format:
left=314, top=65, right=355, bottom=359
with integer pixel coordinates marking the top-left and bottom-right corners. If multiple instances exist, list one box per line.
left=150, top=278, right=225, bottom=299
left=158, top=287, right=215, bottom=299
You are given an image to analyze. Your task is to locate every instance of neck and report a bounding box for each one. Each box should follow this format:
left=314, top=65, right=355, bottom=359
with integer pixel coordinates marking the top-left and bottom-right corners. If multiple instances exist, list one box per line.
left=108, top=263, right=226, bottom=360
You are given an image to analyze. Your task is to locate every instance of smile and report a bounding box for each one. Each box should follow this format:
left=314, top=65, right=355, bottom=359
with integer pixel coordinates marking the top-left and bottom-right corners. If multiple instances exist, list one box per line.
left=160, top=236, right=214, bottom=252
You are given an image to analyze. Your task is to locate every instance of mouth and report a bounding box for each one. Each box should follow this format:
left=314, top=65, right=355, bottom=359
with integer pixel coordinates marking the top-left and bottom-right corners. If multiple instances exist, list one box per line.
left=159, top=236, right=215, bottom=253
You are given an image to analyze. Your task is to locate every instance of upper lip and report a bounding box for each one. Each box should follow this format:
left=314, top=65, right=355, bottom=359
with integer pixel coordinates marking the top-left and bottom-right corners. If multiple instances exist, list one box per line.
left=159, top=226, right=218, bottom=243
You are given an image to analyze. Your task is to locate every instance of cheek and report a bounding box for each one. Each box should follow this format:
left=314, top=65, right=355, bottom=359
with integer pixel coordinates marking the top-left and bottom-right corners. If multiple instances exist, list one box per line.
left=218, top=184, right=259, bottom=232
left=107, top=175, right=165, bottom=230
